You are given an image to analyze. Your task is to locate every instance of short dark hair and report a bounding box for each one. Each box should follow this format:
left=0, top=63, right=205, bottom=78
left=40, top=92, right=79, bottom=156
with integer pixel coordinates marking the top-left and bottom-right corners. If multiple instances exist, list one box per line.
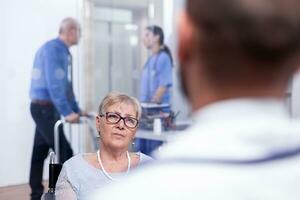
left=187, top=0, right=300, bottom=86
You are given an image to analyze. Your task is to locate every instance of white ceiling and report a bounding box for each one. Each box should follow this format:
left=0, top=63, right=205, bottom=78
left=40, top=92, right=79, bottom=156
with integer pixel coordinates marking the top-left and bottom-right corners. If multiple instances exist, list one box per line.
left=93, top=0, right=149, bottom=9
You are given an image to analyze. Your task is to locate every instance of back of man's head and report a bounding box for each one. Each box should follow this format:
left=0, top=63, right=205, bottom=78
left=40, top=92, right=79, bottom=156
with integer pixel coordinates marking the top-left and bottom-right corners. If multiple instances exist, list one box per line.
left=58, top=17, right=80, bottom=46
left=183, top=0, right=300, bottom=89
left=59, top=18, right=79, bottom=34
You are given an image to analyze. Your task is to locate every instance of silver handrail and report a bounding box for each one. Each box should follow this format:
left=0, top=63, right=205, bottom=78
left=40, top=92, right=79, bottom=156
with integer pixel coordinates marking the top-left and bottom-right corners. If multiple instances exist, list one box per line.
left=54, top=119, right=64, bottom=163
left=54, top=116, right=97, bottom=163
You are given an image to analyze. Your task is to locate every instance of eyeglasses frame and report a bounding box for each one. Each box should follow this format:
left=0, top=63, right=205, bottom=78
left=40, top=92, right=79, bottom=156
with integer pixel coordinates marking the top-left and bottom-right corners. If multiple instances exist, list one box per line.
left=99, top=112, right=139, bottom=129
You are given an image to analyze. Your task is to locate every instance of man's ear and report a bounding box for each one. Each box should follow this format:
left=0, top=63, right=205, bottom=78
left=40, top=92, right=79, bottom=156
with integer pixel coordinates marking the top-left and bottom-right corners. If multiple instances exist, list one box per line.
left=177, top=11, right=195, bottom=66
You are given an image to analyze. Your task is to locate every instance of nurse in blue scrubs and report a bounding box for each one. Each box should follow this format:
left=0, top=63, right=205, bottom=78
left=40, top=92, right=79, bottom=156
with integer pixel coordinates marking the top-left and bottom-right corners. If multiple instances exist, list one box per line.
left=136, top=25, right=173, bottom=155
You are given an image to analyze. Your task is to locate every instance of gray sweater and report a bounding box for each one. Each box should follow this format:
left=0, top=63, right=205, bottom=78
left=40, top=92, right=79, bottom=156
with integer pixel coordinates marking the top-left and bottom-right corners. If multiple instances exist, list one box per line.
left=55, top=152, right=153, bottom=200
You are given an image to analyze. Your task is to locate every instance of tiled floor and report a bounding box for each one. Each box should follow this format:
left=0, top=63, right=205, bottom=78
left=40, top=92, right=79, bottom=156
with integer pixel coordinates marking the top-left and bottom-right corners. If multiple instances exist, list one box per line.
left=0, top=182, right=48, bottom=200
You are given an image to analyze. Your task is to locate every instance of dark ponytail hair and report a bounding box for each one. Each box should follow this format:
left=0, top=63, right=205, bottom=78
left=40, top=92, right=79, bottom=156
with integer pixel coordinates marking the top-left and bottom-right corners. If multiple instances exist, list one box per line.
left=146, top=25, right=173, bottom=66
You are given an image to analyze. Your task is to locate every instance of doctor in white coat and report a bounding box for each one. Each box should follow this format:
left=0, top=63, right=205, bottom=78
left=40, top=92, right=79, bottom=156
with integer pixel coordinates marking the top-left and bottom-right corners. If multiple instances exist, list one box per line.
left=90, top=0, right=300, bottom=199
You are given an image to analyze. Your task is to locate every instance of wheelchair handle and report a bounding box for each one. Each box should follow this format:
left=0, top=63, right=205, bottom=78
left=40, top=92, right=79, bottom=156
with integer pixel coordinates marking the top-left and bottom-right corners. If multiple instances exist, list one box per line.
left=54, top=115, right=96, bottom=163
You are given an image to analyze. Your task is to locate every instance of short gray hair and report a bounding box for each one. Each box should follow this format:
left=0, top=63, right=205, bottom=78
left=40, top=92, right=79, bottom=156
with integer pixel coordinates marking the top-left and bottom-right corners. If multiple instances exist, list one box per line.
left=59, top=17, right=79, bottom=34
left=98, top=91, right=142, bottom=119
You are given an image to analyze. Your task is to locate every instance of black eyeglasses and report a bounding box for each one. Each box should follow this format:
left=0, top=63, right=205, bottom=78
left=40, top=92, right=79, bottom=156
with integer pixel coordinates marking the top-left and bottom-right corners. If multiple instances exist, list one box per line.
left=99, top=112, right=139, bottom=128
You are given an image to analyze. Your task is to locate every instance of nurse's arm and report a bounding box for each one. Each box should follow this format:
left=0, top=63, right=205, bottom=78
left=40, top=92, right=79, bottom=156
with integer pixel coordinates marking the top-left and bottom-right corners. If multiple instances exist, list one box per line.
left=151, top=86, right=167, bottom=103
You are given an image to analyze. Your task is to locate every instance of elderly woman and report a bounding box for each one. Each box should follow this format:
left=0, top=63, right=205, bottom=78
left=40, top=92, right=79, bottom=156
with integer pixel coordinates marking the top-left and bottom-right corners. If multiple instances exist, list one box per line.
left=55, top=91, right=152, bottom=200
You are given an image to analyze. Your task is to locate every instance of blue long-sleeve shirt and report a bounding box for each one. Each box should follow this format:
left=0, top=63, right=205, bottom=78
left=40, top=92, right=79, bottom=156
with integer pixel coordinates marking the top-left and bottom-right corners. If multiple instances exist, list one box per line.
left=30, top=38, right=80, bottom=116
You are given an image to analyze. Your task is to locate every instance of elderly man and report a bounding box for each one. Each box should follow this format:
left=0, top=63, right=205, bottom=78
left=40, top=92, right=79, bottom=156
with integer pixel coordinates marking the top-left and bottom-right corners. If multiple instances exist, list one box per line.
left=29, top=17, right=86, bottom=200
left=90, top=0, right=300, bottom=199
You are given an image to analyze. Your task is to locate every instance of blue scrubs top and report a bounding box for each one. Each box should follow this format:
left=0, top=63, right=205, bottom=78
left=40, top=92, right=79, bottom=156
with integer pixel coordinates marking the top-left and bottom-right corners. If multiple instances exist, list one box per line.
left=140, top=51, right=173, bottom=104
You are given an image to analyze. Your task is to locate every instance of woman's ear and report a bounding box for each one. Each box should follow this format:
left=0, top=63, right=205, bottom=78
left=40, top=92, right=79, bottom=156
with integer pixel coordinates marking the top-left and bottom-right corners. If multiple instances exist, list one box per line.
left=154, top=34, right=160, bottom=44
left=95, top=115, right=101, bottom=132
left=131, top=129, right=137, bottom=140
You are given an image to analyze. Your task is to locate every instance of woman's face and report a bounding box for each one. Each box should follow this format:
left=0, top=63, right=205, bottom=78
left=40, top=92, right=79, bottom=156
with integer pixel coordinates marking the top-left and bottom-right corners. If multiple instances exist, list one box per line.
left=143, top=29, right=159, bottom=49
left=96, top=102, right=138, bottom=151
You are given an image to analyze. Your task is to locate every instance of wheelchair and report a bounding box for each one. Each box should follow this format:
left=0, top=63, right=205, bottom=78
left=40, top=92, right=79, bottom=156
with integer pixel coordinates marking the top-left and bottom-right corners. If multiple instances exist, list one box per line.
left=40, top=152, right=61, bottom=200
left=41, top=116, right=98, bottom=200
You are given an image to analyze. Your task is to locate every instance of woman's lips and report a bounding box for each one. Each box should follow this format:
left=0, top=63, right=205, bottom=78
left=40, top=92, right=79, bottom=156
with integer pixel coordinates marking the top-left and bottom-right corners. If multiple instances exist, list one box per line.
left=112, top=133, right=125, bottom=138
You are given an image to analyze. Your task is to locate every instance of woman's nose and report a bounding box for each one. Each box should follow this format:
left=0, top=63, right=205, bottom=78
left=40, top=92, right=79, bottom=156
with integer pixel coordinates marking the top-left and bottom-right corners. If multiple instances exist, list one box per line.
left=117, top=118, right=125, bottom=129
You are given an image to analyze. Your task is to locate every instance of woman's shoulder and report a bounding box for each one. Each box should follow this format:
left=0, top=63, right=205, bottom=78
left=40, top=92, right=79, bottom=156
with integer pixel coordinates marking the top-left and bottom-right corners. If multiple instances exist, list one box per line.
left=157, top=51, right=172, bottom=67
left=62, top=153, right=99, bottom=183
left=159, top=50, right=168, bottom=56
left=64, top=153, right=84, bottom=165
left=63, top=153, right=93, bottom=171
left=59, top=153, right=99, bottom=196
left=158, top=51, right=171, bottom=60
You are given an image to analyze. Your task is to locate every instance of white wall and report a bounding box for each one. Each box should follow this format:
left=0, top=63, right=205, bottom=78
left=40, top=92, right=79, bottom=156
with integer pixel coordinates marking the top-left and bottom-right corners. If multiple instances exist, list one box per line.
left=0, top=0, right=81, bottom=187
left=163, top=0, right=191, bottom=120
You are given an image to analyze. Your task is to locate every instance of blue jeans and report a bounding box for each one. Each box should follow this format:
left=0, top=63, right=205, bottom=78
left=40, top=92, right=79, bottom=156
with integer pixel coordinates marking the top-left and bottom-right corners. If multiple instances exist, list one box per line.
left=29, top=103, right=73, bottom=200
